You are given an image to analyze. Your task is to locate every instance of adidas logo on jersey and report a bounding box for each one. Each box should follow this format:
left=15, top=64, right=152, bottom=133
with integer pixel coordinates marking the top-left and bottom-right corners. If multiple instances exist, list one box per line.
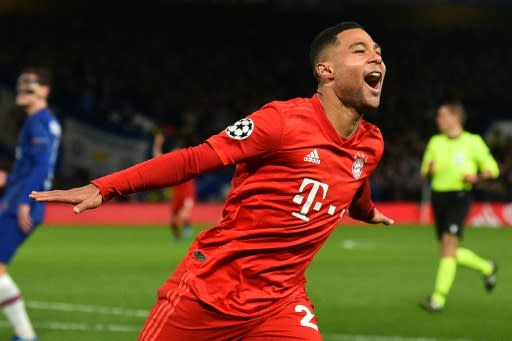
left=304, top=149, right=321, bottom=164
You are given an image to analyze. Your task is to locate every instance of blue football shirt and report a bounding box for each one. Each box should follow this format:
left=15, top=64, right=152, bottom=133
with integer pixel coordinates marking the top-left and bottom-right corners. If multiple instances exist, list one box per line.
left=1, top=107, right=61, bottom=221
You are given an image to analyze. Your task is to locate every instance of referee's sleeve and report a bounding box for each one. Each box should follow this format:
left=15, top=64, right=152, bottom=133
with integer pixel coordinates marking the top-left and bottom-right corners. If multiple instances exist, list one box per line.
left=473, top=135, right=500, bottom=178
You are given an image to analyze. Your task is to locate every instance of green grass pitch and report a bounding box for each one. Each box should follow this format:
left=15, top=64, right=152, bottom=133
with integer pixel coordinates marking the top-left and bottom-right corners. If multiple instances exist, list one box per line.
left=1, top=225, right=511, bottom=341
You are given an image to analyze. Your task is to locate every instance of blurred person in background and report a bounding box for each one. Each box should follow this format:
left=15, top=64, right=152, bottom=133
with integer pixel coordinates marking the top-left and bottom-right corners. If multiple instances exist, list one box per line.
left=152, top=129, right=196, bottom=241
left=0, top=67, right=61, bottom=341
left=419, top=101, right=499, bottom=312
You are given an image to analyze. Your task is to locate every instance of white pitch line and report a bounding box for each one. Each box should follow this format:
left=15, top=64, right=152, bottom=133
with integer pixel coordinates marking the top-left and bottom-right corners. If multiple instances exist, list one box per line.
left=27, top=300, right=149, bottom=318
left=0, top=321, right=472, bottom=341
left=340, top=239, right=376, bottom=250
left=6, top=301, right=471, bottom=341
left=0, top=320, right=139, bottom=333
left=324, top=333, right=470, bottom=341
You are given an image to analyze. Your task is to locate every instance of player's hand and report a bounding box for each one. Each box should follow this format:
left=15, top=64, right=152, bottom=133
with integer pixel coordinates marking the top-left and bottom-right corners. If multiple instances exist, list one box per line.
left=423, top=161, right=435, bottom=180
left=152, top=133, right=165, bottom=157
left=18, top=203, right=33, bottom=234
left=428, top=161, right=434, bottom=173
left=0, top=170, right=7, bottom=188
left=154, top=132, right=165, bottom=147
left=463, top=174, right=479, bottom=184
left=368, top=208, right=394, bottom=226
left=30, top=184, right=103, bottom=214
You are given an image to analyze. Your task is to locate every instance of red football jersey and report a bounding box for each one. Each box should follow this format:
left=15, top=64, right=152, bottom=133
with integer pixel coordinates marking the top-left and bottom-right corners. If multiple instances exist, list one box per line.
left=178, top=95, right=384, bottom=317
left=172, top=179, right=196, bottom=200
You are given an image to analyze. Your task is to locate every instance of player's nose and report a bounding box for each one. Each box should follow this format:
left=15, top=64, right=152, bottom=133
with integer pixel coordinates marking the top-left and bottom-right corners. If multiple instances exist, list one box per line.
left=369, top=50, right=383, bottom=65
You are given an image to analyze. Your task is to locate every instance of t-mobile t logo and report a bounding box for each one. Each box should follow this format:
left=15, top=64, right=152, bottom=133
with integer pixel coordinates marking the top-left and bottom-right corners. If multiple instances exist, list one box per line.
left=292, top=178, right=330, bottom=222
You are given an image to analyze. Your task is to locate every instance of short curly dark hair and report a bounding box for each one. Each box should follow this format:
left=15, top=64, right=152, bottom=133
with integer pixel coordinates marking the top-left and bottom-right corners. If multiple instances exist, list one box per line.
left=309, top=22, right=365, bottom=79
left=21, top=67, right=52, bottom=87
left=440, top=100, right=467, bottom=124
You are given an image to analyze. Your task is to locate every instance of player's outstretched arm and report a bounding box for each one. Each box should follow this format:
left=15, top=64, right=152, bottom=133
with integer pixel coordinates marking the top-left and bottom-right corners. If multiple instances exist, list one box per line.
left=30, top=143, right=223, bottom=211
left=30, top=184, right=103, bottom=214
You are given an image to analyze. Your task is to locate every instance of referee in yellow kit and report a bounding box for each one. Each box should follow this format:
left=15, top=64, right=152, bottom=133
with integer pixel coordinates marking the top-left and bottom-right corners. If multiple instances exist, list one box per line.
left=419, top=101, right=500, bottom=312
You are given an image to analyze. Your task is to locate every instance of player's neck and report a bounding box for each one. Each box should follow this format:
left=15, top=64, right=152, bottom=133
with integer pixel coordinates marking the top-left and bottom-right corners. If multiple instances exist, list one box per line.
left=316, top=90, right=361, bottom=139
left=445, top=126, right=463, bottom=139
left=25, top=101, right=46, bottom=116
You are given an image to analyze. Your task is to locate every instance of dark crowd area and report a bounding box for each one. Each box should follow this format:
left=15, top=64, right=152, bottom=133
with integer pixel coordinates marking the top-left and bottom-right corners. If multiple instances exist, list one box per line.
left=0, top=3, right=511, bottom=202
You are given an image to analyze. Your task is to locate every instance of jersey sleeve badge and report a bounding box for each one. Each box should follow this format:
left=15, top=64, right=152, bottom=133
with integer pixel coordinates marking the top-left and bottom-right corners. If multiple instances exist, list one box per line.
left=225, top=118, right=254, bottom=140
left=49, top=120, right=62, bottom=136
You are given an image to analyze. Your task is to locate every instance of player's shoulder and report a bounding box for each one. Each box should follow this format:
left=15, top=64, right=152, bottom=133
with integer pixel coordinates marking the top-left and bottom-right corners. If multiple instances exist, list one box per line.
left=462, top=131, right=484, bottom=142
left=33, top=108, right=56, bottom=122
left=355, top=120, right=384, bottom=161
left=428, top=133, right=445, bottom=144
left=261, top=97, right=315, bottom=117
left=33, top=108, right=61, bottom=135
left=358, top=119, right=383, bottom=141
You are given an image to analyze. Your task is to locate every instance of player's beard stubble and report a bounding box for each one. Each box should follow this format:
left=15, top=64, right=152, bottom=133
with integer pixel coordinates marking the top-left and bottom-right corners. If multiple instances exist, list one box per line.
left=333, top=74, right=382, bottom=116
left=337, top=85, right=380, bottom=116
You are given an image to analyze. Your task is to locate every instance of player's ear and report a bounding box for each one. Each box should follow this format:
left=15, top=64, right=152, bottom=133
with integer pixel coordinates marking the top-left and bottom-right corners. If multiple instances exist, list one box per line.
left=315, top=62, right=334, bottom=81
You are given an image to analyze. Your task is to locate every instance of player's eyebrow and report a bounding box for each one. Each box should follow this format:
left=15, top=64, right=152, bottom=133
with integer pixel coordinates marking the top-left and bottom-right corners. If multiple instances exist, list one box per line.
left=349, top=41, right=382, bottom=52
left=349, top=41, right=366, bottom=49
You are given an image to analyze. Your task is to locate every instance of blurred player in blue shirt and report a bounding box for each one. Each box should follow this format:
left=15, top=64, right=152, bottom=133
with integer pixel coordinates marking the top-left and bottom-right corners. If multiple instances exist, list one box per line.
left=0, top=68, right=61, bottom=341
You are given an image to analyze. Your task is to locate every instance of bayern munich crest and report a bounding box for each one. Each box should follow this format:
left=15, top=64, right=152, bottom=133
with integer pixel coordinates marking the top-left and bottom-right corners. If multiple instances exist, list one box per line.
left=352, top=156, right=366, bottom=179
left=225, top=118, right=254, bottom=140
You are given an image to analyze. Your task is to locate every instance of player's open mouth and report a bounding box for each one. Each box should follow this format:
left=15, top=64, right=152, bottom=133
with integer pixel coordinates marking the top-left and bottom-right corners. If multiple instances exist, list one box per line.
left=364, top=71, right=382, bottom=92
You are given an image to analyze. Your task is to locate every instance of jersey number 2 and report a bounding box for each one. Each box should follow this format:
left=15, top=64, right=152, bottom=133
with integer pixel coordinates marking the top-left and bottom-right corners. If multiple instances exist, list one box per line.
left=294, top=304, right=318, bottom=331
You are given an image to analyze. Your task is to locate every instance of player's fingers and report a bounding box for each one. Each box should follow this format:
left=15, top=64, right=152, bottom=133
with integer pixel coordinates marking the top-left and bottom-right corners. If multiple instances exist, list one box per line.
left=73, top=196, right=102, bottom=214
left=31, top=187, right=92, bottom=204
left=18, top=215, right=33, bottom=234
left=30, top=189, right=76, bottom=203
left=373, top=210, right=394, bottom=226
left=22, top=220, right=33, bottom=233
left=73, top=200, right=92, bottom=214
left=73, top=201, right=92, bottom=214
left=375, top=213, right=394, bottom=225
left=383, top=217, right=394, bottom=225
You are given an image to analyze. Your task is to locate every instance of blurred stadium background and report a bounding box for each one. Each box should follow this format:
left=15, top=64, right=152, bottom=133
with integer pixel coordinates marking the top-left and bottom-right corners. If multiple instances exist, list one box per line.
left=0, top=1, right=511, bottom=340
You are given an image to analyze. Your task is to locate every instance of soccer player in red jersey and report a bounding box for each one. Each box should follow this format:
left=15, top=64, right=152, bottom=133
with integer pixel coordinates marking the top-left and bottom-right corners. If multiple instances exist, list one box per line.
left=152, top=131, right=196, bottom=240
left=31, top=22, right=394, bottom=340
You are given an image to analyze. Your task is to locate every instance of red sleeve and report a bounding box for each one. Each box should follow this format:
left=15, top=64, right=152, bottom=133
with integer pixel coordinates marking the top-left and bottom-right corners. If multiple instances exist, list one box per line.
left=91, top=143, right=222, bottom=201
left=207, top=103, right=284, bottom=165
left=348, top=178, right=375, bottom=222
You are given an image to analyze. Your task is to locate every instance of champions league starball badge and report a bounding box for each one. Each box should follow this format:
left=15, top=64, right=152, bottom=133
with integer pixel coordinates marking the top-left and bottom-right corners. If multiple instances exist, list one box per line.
left=225, top=118, right=254, bottom=140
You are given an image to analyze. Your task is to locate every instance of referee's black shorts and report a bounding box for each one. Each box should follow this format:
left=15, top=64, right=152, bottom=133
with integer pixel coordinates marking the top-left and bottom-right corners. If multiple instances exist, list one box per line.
left=431, top=190, right=472, bottom=240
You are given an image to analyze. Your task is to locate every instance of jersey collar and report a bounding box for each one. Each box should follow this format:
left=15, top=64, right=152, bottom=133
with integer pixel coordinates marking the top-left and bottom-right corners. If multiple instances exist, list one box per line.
left=311, top=94, right=360, bottom=146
